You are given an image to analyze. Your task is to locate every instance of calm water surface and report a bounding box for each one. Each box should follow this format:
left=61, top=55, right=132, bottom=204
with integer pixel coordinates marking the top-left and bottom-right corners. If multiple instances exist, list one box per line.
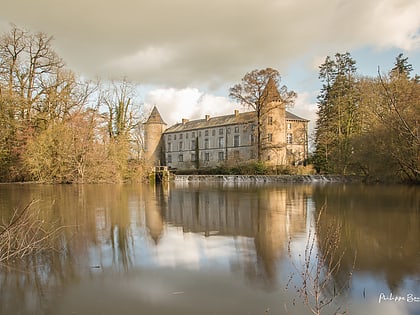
left=0, top=182, right=419, bottom=315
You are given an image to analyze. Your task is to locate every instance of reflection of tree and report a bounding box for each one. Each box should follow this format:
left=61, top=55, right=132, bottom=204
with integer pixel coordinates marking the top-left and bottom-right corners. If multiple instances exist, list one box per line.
left=313, top=184, right=420, bottom=292
left=109, top=186, right=133, bottom=270
left=0, top=218, right=78, bottom=315
left=0, top=183, right=153, bottom=314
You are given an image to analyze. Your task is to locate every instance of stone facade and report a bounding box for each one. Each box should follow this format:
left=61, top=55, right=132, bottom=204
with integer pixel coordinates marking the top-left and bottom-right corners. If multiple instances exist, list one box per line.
left=143, top=83, right=309, bottom=169
left=143, top=106, right=167, bottom=165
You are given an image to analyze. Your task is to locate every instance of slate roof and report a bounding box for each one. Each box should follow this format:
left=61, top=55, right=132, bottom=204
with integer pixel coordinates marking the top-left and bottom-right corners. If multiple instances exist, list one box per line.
left=164, top=110, right=308, bottom=133
left=145, top=106, right=166, bottom=125
left=164, top=111, right=254, bottom=133
left=261, top=77, right=282, bottom=104
left=286, top=111, right=310, bottom=121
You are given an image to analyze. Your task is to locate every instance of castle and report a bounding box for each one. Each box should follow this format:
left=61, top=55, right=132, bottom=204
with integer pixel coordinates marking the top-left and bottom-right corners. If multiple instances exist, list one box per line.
left=143, top=79, right=309, bottom=170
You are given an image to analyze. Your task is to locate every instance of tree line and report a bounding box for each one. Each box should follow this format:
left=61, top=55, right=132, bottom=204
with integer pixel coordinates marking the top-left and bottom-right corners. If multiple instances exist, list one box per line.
left=0, top=25, right=144, bottom=183
left=313, top=52, right=419, bottom=183
left=1, top=25, right=418, bottom=183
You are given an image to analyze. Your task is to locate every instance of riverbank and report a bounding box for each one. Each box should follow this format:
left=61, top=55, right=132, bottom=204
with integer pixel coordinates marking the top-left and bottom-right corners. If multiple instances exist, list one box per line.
left=174, top=174, right=361, bottom=183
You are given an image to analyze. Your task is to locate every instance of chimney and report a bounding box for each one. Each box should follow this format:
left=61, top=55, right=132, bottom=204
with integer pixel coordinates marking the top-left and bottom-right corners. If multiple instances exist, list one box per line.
left=234, top=110, right=239, bottom=116
left=205, top=115, right=210, bottom=121
left=182, top=118, right=189, bottom=124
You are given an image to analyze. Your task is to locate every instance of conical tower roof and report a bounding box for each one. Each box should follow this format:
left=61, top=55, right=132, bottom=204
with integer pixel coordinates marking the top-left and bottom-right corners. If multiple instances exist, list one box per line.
left=261, top=77, right=281, bottom=104
left=145, top=106, right=166, bottom=125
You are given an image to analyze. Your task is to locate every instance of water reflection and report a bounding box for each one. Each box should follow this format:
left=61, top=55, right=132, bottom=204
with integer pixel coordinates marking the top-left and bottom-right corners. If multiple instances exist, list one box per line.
left=164, top=182, right=309, bottom=287
left=313, top=184, right=420, bottom=294
left=0, top=183, right=419, bottom=315
left=145, top=184, right=166, bottom=244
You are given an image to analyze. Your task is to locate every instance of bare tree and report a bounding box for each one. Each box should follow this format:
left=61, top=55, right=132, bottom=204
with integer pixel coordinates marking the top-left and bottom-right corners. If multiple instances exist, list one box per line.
left=229, top=68, right=296, bottom=162
left=101, top=78, right=140, bottom=140
left=0, top=24, right=64, bottom=120
left=375, top=70, right=420, bottom=182
left=99, top=78, right=143, bottom=180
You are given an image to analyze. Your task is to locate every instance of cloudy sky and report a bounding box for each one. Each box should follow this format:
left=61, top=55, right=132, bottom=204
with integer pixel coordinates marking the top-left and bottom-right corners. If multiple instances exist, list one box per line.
left=1, top=0, right=419, bottom=134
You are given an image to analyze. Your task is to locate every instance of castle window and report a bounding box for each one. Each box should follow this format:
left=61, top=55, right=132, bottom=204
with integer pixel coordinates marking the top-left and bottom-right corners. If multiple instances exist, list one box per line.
left=234, top=135, right=240, bottom=147
left=267, top=133, right=273, bottom=142
left=168, top=135, right=172, bottom=140
left=186, top=133, right=189, bottom=139
left=212, top=129, right=216, bottom=136
left=234, top=126, right=239, bottom=133
left=192, top=131, right=196, bottom=137
left=268, top=116, right=273, bottom=125
left=287, top=133, right=293, bottom=144
left=167, top=155, right=172, bottom=163
left=178, top=154, right=183, bottom=162
left=204, top=152, right=210, bottom=161
left=287, top=123, right=292, bottom=130
left=191, top=153, right=196, bottom=162
left=218, top=137, right=224, bottom=148
left=218, top=151, right=224, bottom=161
left=219, top=128, right=224, bottom=135
left=250, top=134, right=255, bottom=145
left=191, top=139, right=196, bottom=149
left=205, top=130, right=209, bottom=136
left=179, top=141, right=183, bottom=151
left=199, top=131, right=202, bottom=137
left=204, top=138, right=209, bottom=149
left=180, top=133, right=183, bottom=139
left=167, top=142, right=172, bottom=152
left=174, top=134, right=176, bottom=140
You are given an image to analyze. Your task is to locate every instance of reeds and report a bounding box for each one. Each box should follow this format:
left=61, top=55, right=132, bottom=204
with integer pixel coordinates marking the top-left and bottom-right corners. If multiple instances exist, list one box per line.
left=0, top=200, right=62, bottom=264
left=286, top=205, right=356, bottom=315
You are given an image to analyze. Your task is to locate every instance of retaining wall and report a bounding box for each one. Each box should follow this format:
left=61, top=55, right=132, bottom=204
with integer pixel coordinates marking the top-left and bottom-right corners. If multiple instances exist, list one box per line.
left=174, top=174, right=360, bottom=183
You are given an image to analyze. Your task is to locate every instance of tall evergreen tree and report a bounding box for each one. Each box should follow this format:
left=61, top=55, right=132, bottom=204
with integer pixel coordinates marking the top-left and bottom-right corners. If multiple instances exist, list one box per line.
left=390, top=53, right=413, bottom=79
left=313, top=52, right=359, bottom=174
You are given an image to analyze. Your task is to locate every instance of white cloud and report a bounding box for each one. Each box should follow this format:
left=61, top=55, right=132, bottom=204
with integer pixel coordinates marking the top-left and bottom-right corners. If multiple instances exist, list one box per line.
left=154, top=229, right=201, bottom=269
left=144, top=88, right=240, bottom=127
left=1, top=0, right=419, bottom=88
left=292, top=91, right=318, bottom=148
left=345, top=0, right=420, bottom=51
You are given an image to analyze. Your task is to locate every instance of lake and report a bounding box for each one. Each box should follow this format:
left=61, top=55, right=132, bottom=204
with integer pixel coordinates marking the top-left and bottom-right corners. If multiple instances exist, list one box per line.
left=0, top=182, right=419, bottom=315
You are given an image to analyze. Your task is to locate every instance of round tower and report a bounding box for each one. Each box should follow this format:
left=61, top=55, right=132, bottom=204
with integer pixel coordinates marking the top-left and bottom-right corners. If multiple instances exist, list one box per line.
left=143, top=106, right=167, bottom=167
left=260, top=77, right=287, bottom=165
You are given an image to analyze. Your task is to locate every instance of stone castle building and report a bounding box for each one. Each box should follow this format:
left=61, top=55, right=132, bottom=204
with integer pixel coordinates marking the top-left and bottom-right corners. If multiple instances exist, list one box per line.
left=143, top=79, right=309, bottom=169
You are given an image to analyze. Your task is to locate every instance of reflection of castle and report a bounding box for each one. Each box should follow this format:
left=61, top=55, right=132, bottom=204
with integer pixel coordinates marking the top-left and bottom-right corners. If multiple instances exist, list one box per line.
left=143, top=79, right=309, bottom=169
left=163, top=183, right=308, bottom=238
left=154, top=183, right=311, bottom=283
left=144, top=185, right=166, bottom=244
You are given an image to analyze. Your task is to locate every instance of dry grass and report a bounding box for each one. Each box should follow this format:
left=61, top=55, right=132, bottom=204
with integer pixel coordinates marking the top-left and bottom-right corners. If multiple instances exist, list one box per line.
left=286, top=206, right=356, bottom=315
left=0, top=200, right=63, bottom=264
